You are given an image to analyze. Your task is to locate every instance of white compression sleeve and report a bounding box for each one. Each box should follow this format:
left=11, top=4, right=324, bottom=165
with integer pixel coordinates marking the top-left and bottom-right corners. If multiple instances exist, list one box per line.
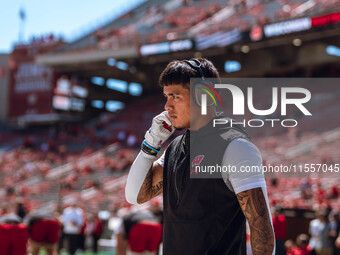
left=125, top=151, right=155, bottom=204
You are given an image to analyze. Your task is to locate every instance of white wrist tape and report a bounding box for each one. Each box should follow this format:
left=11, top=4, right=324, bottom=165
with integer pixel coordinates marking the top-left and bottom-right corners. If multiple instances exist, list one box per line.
left=125, top=151, right=155, bottom=204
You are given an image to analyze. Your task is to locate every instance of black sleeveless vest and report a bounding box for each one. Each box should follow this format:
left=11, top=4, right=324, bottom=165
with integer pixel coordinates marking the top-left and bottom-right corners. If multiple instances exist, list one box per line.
left=163, top=118, right=251, bottom=255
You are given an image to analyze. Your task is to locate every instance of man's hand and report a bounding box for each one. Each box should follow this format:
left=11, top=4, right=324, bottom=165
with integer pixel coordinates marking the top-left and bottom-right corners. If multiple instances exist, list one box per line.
left=236, top=188, right=275, bottom=255
left=144, top=111, right=174, bottom=149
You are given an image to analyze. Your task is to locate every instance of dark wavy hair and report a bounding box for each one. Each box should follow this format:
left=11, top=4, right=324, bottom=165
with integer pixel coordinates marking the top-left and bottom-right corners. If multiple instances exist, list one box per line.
left=159, top=58, right=220, bottom=89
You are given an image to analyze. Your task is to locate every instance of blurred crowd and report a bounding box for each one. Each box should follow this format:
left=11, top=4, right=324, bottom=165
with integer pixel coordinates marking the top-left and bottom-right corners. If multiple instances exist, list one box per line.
left=0, top=199, right=104, bottom=255
left=56, top=0, right=340, bottom=53
left=272, top=206, right=340, bottom=255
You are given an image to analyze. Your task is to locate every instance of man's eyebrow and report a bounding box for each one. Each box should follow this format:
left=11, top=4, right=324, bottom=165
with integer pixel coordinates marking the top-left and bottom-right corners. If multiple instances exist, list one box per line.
left=164, top=92, right=180, bottom=97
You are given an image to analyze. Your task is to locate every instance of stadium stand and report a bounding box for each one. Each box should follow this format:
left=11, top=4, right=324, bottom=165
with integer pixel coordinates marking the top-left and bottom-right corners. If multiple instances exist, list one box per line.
left=50, top=0, right=340, bottom=54
left=1, top=0, right=340, bottom=253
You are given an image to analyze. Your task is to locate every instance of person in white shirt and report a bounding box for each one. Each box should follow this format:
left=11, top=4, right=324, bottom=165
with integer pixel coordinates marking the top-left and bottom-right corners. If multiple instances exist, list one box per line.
left=61, top=202, right=84, bottom=255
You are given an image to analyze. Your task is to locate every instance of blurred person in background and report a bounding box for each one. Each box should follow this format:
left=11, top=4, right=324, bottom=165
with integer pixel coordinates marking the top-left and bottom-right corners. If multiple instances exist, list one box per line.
left=79, top=215, right=87, bottom=252
left=15, top=198, right=28, bottom=221
left=61, top=200, right=84, bottom=255
left=0, top=210, right=29, bottom=255
left=273, top=205, right=287, bottom=255
left=57, top=208, right=65, bottom=253
left=27, top=211, right=61, bottom=255
left=85, top=212, right=103, bottom=254
left=330, top=212, right=340, bottom=255
left=285, top=239, right=297, bottom=255
left=309, top=208, right=331, bottom=255
left=290, top=234, right=312, bottom=255
left=116, top=209, right=162, bottom=255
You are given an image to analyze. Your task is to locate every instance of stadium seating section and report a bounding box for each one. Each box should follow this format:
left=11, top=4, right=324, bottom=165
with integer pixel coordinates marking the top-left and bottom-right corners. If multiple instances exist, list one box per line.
left=55, top=0, right=340, bottom=53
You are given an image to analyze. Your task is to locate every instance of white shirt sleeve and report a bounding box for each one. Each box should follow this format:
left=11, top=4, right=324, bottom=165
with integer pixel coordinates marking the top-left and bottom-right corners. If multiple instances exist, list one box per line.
left=114, top=218, right=124, bottom=234
left=221, top=138, right=266, bottom=194
left=156, top=150, right=166, bottom=167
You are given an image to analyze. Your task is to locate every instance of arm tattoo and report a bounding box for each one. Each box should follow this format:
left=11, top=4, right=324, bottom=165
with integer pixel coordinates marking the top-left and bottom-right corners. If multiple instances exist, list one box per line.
left=137, top=168, right=163, bottom=203
left=151, top=181, right=163, bottom=196
left=236, top=188, right=274, bottom=255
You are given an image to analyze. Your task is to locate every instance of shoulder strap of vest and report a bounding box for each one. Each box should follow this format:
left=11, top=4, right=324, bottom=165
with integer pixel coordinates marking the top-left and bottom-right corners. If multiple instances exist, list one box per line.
left=217, top=116, right=252, bottom=143
left=220, top=127, right=251, bottom=145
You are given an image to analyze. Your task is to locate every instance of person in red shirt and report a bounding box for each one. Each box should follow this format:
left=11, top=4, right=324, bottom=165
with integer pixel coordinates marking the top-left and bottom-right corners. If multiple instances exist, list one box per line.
left=290, top=234, right=311, bottom=255
left=79, top=217, right=87, bottom=252
left=92, top=215, right=103, bottom=253
left=85, top=213, right=103, bottom=254
left=273, top=205, right=287, bottom=255
left=285, top=239, right=296, bottom=255
left=0, top=214, right=29, bottom=255
left=27, top=213, right=61, bottom=255
left=116, top=210, right=162, bottom=255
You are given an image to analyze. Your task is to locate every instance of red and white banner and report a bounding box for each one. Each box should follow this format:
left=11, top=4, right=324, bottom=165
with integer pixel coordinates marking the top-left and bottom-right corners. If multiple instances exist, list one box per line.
left=8, top=46, right=56, bottom=119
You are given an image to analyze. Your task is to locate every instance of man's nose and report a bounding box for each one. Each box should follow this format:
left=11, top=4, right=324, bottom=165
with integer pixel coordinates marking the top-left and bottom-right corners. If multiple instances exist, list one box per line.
left=164, top=99, right=173, bottom=111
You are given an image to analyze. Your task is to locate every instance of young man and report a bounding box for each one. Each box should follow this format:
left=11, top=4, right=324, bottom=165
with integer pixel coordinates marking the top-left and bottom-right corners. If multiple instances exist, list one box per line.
left=125, top=58, right=275, bottom=254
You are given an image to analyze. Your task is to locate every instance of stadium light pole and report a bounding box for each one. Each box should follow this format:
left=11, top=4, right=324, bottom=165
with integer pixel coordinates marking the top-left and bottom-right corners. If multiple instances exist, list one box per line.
left=18, top=6, right=26, bottom=44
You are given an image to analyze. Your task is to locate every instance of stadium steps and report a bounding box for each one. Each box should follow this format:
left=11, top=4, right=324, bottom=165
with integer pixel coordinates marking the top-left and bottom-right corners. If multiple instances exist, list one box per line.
left=35, top=144, right=129, bottom=212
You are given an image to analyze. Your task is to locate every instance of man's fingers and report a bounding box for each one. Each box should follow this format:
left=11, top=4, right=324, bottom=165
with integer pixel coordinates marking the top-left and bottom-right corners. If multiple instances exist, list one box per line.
left=162, top=121, right=173, bottom=132
left=162, top=110, right=170, bottom=119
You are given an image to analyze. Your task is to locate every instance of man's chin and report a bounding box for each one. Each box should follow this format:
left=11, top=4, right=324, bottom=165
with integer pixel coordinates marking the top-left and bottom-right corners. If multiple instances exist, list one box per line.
left=173, top=121, right=190, bottom=131
left=174, top=124, right=188, bottom=131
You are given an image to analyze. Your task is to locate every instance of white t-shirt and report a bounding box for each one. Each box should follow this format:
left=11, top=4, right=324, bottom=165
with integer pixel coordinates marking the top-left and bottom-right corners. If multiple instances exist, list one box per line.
left=61, top=207, right=84, bottom=234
